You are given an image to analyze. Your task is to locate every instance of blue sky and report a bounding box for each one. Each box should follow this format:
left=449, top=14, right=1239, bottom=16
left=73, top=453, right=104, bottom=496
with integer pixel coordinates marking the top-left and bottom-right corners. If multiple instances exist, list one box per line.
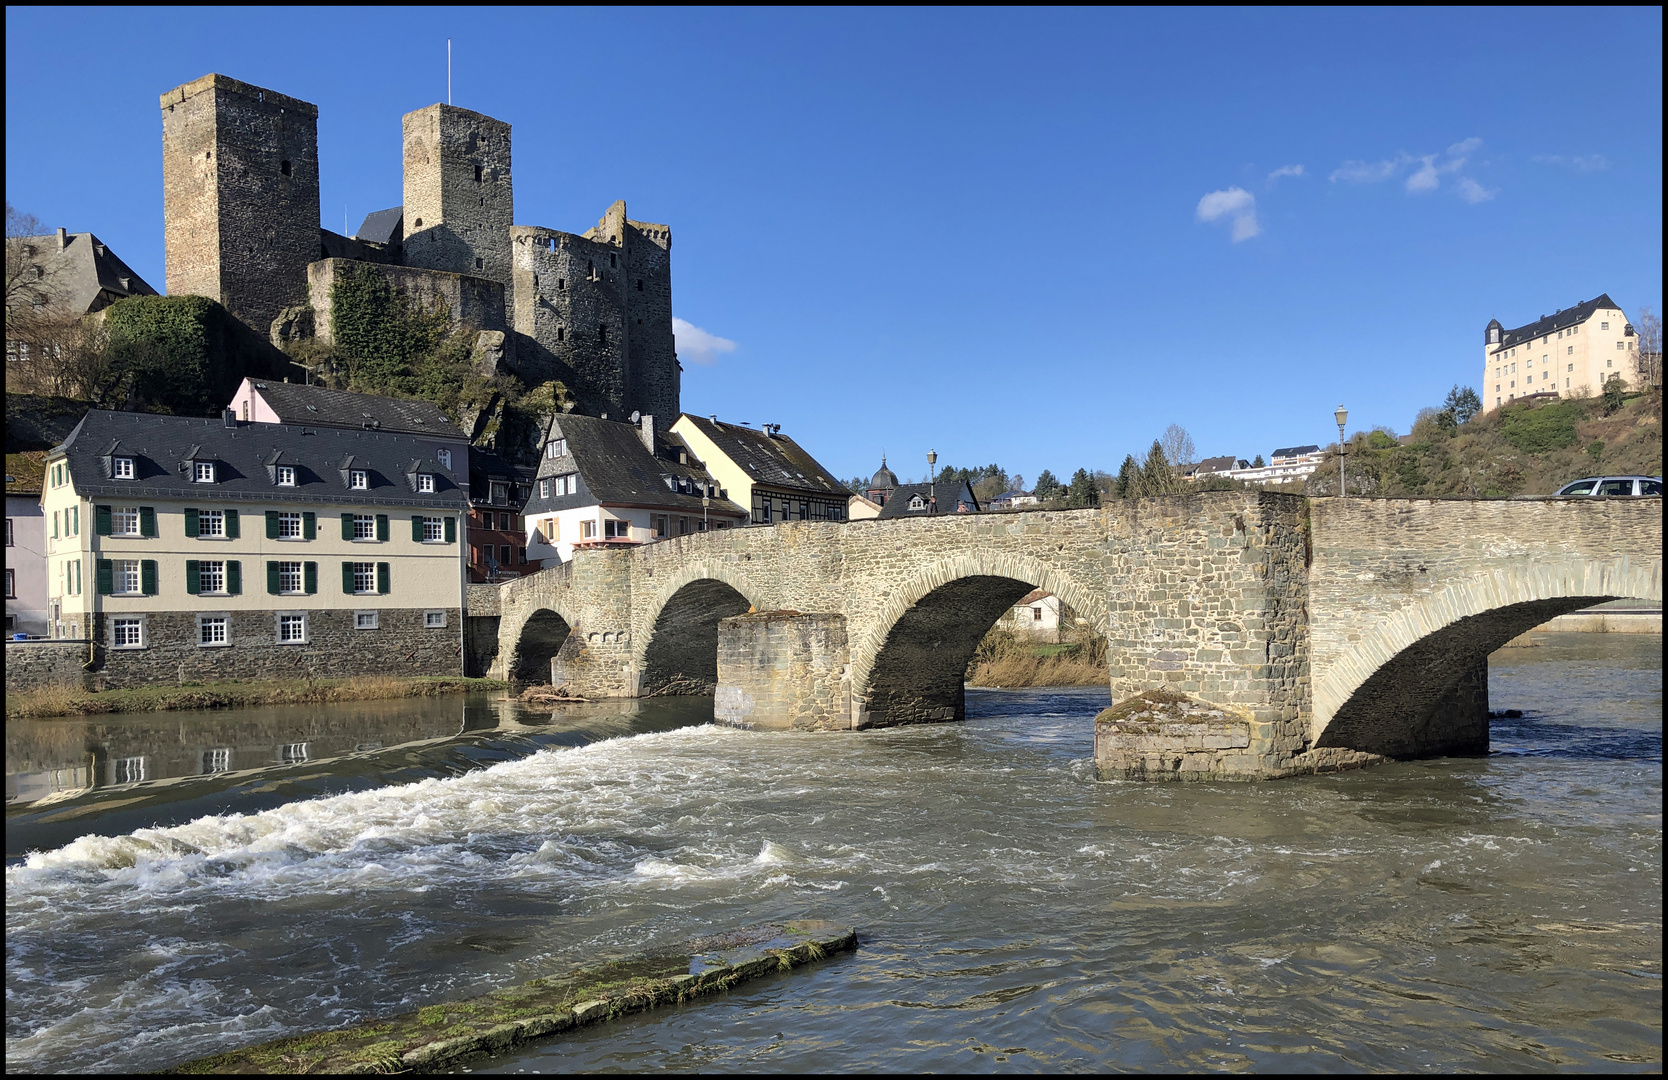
left=7, top=7, right=1661, bottom=486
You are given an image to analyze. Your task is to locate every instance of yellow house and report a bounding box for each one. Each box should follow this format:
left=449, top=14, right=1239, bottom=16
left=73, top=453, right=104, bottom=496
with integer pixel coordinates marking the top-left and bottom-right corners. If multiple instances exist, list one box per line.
left=1483, top=293, right=1639, bottom=414
left=670, top=415, right=851, bottom=525
left=42, top=409, right=466, bottom=687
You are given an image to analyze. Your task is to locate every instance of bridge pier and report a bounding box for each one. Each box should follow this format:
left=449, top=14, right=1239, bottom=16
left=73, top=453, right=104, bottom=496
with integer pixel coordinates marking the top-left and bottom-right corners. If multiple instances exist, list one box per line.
left=714, top=612, right=851, bottom=730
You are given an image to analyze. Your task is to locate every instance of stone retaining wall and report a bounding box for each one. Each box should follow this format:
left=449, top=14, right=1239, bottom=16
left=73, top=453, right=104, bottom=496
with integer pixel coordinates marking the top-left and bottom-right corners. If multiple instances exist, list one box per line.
left=4, top=640, right=93, bottom=692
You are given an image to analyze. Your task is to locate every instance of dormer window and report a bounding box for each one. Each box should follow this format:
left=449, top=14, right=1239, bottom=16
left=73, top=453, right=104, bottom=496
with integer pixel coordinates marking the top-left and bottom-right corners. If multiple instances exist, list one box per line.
left=350, top=469, right=369, bottom=490
left=194, top=461, right=216, bottom=484
left=490, top=481, right=508, bottom=504
left=113, top=457, right=134, bottom=480
left=437, top=449, right=452, bottom=470
left=417, top=473, right=435, bottom=493
left=546, top=438, right=568, bottom=459
left=277, top=465, right=296, bottom=487
left=909, top=495, right=926, bottom=510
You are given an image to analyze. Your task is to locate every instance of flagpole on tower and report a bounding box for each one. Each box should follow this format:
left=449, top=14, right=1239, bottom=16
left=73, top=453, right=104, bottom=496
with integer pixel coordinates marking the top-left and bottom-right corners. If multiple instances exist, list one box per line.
left=447, top=39, right=452, bottom=104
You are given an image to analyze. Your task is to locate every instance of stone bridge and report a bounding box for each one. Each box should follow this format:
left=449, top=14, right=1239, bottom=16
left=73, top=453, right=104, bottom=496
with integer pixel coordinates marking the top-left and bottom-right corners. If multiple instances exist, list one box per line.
left=486, top=492, right=1659, bottom=778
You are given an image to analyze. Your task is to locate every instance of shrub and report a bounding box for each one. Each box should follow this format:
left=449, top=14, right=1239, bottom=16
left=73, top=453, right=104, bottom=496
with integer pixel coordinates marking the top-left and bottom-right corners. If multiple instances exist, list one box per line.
left=1497, top=400, right=1580, bottom=453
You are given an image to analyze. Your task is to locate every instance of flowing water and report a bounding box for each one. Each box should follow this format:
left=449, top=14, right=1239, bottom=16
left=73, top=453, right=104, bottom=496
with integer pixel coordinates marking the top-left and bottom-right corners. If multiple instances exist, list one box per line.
left=5, top=633, right=1660, bottom=1073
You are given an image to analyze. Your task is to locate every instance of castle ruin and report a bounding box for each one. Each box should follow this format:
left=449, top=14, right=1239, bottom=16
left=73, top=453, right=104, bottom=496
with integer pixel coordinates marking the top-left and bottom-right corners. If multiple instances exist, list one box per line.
left=160, top=73, right=679, bottom=428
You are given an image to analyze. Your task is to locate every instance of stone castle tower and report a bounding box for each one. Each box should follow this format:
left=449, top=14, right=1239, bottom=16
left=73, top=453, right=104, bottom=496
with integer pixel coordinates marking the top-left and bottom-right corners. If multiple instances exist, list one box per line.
left=161, top=74, right=320, bottom=338
left=159, top=74, right=680, bottom=430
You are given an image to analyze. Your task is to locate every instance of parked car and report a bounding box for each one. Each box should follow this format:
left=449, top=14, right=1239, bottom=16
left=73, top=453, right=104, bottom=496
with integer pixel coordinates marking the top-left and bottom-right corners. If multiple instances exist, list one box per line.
left=1554, top=475, right=1662, bottom=497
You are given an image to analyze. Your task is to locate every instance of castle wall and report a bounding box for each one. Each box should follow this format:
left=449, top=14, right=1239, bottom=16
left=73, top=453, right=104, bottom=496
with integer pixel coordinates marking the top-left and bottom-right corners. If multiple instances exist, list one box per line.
left=624, top=219, right=678, bottom=425
left=161, top=74, right=320, bottom=338
left=402, top=105, right=513, bottom=289
left=307, top=259, right=506, bottom=349
left=510, top=226, right=630, bottom=416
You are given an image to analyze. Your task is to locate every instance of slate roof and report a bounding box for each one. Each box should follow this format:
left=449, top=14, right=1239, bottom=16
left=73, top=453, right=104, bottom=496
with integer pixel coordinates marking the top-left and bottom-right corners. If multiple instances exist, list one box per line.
left=678, top=416, right=851, bottom=498
left=355, top=207, right=405, bottom=245
left=1271, top=445, right=1321, bottom=460
left=249, top=381, right=464, bottom=439
left=523, top=414, right=748, bottom=519
left=14, top=232, right=157, bottom=316
left=467, top=448, right=536, bottom=509
left=51, top=411, right=465, bottom=509
left=1494, top=294, right=1623, bottom=352
left=875, top=481, right=981, bottom=519
left=1194, top=455, right=1243, bottom=474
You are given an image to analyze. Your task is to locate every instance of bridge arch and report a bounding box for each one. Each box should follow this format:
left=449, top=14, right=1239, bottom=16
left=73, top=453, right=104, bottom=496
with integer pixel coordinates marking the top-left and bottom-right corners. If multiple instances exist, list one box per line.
left=636, top=561, right=762, bottom=696
left=508, top=606, right=577, bottom=683
left=1313, top=555, right=1659, bottom=757
left=850, top=553, right=1104, bottom=728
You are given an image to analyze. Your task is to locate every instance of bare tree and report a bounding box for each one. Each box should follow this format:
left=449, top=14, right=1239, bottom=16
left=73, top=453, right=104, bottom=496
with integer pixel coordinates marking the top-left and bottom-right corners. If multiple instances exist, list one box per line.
left=1634, top=306, right=1662, bottom=390
left=5, top=202, right=77, bottom=393
left=1159, top=423, right=1196, bottom=476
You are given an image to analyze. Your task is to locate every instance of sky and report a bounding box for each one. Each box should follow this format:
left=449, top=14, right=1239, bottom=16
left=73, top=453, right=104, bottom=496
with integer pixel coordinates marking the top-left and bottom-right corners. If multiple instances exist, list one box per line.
left=7, top=7, right=1662, bottom=488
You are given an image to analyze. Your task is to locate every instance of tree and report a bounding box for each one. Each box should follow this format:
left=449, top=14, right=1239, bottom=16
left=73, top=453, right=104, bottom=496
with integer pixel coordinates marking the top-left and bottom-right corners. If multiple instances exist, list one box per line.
left=1635, top=306, right=1662, bottom=390
left=1066, top=468, right=1100, bottom=508
left=1251, top=454, right=1265, bottom=467
left=5, top=202, right=76, bottom=392
left=1033, top=469, right=1063, bottom=501
left=1602, top=372, right=1627, bottom=415
left=1159, top=423, right=1196, bottom=477
left=1113, top=455, right=1140, bottom=498
left=1140, top=441, right=1175, bottom=496
left=1444, top=384, right=1482, bottom=425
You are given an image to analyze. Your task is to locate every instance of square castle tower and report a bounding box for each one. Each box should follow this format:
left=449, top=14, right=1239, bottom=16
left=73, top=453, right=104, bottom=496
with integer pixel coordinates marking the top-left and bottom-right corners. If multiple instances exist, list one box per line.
left=160, top=75, right=680, bottom=429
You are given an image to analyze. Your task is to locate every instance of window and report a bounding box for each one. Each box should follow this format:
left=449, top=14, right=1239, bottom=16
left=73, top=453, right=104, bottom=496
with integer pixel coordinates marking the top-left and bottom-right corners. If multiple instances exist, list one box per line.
left=352, top=562, right=377, bottom=594
left=277, top=465, right=296, bottom=486
left=491, top=481, right=508, bottom=503
left=680, top=517, right=691, bottom=535
left=278, top=613, right=307, bottom=644
left=424, top=518, right=445, bottom=542
left=199, top=509, right=225, bottom=537
left=281, top=159, right=291, bottom=176
left=1033, top=607, right=1043, bottom=621
left=1597, top=479, right=1634, bottom=496
left=499, top=544, right=512, bottom=565
left=112, top=506, right=140, bottom=536
left=499, top=512, right=514, bottom=531
left=541, top=517, right=558, bottom=543
left=355, top=611, right=379, bottom=630
left=5, top=568, right=13, bottom=598
left=199, top=560, right=226, bottom=594
left=1616, top=341, right=1625, bottom=350
left=540, top=478, right=552, bottom=499
left=198, top=616, right=229, bottom=646
left=114, top=456, right=134, bottom=480
left=604, top=519, right=628, bottom=539
left=1601, top=321, right=1609, bottom=330
left=272, top=512, right=301, bottom=540
left=546, top=438, right=568, bottom=458
left=194, top=461, right=215, bottom=483
left=63, top=559, right=82, bottom=596
left=425, top=610, right=447, bottom=628
left=518, top=547, right=527, bottom=564
left=1567, top=346, right=1574, bottom=355
left=111, top=756, right=147, bottom=783
left=201, top=747, right=232, bottom=772
left=108, top=615, right=142, bottom=647
left=652, top=514, right=668, bottom=537
left=277, top=561, right=304, bottom=594
left=350, top=469, right=369, bottom=490
left=1568, top=363, right=1574, bottom=372
left=417, top=473, right=435, bottom=493
left=437, top=449, right=452, bottom=470
left=474, top=164, right=483, bottom=183
left=353, top=514, right=376, bottom=540
left=5, top=518, right=10, bottom=547
left=113, top=559, right=141, bottom=595
left=580, top=519, right=597, bottom=540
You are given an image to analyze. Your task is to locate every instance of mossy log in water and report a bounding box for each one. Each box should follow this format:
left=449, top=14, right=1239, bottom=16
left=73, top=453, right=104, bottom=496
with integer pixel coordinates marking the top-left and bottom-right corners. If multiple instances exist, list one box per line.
left=168, top=921, right=857, bottom=1074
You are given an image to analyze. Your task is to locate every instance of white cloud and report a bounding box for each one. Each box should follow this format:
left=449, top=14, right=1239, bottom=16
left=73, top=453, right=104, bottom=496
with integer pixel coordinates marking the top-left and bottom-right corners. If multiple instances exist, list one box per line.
left=1533, top=153, right=1610, bottom=172
left=1267, top=164, right=1305, bottom=181
left=1456, top=177, right=1496, bottom=204
left=1195, top=187, right=1260, bottom=242
left=1330, top=155, right=1411, bottom=184
left=672, top=317, right=737, bottom=365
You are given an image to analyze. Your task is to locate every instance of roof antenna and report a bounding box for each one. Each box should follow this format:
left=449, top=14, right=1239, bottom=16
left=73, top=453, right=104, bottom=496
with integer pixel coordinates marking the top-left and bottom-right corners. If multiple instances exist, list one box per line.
left=447, top=39, right=452, bottom=105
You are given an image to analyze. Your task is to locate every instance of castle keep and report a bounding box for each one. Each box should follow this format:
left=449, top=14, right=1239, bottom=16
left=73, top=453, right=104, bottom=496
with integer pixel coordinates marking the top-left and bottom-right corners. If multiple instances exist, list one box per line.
left=160, top=74, right=679, bottom=429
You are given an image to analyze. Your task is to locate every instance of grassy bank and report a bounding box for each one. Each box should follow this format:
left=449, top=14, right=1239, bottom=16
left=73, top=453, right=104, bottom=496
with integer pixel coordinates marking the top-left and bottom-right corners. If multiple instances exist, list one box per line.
left=966, top=627, right=1108, bottom=688
left=7, top=675, right=507, bottom=721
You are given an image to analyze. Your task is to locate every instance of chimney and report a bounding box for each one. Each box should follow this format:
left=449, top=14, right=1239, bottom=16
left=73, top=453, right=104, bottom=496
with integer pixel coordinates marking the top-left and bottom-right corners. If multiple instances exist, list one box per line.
left=222, top=408, right=237, bottom=428
left=639, top=414, right=655, bottom=453
left=56, top=227, right=67, bottom=250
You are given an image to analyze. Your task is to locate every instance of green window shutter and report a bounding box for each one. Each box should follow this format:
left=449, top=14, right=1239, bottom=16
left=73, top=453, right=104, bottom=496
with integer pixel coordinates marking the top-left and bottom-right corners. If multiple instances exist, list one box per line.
left=303, top=511, right=316, bottom=540
left=184, top=508, right=200, bottom=538
left=97, top=559, right=114, bottom=595
left=342, top=561, right=355, bottom=595
left=445, top=516, right=456, bottom=544
left=266, top=510, right=280, bottom=539
left=140, top=507, right=157, bottom=537
left=95, top=505, right=112, bottom=536
left=411, top=515, right=424, bottom=542
left=226, top=509, right=240, bottom=538
left=376, top=514, right=389, bottom=541
left=186, top=560, right=201, bottom=595
left=227, top=560, right=242, bottom=595
left=141, top=560, right=158, bottom=596
left=341, top=513, right=354, bottom=540
left=266, top=561, right=280, bottom=595
left=377, top=562, right=391, bottom=595
left=304, top=561, right=317, bottom=595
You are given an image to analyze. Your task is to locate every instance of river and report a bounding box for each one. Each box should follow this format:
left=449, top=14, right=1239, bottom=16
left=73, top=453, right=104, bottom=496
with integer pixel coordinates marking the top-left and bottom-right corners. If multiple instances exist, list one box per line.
left=5, top=632, right=1660, bottom=1073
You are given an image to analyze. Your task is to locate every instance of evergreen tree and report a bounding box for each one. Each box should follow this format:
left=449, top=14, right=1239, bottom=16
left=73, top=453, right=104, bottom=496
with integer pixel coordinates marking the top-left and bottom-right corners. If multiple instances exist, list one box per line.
left=1033, top=469, right=1062, bottom=500
left=1140, top=440, right=1174, bottom=495
left=1115, top=455, right=1140, bottom=498
left=1251, top=454, right=1265, bottom=468
left=1444, top=384, right=1483, bottom=425
left=1067, top=468, right=1100, bottom=508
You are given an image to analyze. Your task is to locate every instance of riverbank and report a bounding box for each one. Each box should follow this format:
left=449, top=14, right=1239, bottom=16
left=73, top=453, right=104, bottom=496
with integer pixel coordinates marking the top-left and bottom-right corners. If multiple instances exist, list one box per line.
left=966, top=628, right=1108, bottom=688
left=6, top=675, right=508, bottom=721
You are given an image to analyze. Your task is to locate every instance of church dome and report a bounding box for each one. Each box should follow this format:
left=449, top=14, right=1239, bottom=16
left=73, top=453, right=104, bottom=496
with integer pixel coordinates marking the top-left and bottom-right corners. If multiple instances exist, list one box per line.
left=870, top=456, right=899, bottom=491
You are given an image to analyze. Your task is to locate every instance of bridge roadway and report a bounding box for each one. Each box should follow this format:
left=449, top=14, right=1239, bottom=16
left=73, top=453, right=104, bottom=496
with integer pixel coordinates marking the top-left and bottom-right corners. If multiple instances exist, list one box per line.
left=487, top=492, right=1659, bottom=779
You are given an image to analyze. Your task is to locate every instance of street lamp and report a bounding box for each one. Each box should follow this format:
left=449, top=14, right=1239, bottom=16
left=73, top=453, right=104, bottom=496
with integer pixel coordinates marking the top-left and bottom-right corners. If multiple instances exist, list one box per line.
left=927, top=449, right=937, bottom=513
left=702, top=493, right=710, bottom=532
left=1334, top=404, right=1348, bottom=498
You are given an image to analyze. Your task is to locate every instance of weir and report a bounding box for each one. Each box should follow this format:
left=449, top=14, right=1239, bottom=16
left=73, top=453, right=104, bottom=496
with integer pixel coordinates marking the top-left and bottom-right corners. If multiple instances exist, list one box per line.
left=489, top=492, right=1661, bottom=779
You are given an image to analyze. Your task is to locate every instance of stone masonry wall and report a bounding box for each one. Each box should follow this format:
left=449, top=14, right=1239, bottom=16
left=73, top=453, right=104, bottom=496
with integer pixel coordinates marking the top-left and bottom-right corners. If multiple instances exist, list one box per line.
left=715, top=612, right=850, bottom=731
left=402, top=105, right=513, bottom=288
left=161, top=74, right=320, bottom=339
left=5, top=640, right=93, bottom=692
left=308, top=260, right=507, bottom=348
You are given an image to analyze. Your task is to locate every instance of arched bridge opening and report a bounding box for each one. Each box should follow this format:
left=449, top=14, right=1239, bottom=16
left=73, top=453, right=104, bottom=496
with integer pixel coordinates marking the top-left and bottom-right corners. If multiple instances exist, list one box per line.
left=641, top=578, right=754, bottom=696
left=858, top=574, right=1065, bottom=727
left=510, top=608, right=572, bottom=684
